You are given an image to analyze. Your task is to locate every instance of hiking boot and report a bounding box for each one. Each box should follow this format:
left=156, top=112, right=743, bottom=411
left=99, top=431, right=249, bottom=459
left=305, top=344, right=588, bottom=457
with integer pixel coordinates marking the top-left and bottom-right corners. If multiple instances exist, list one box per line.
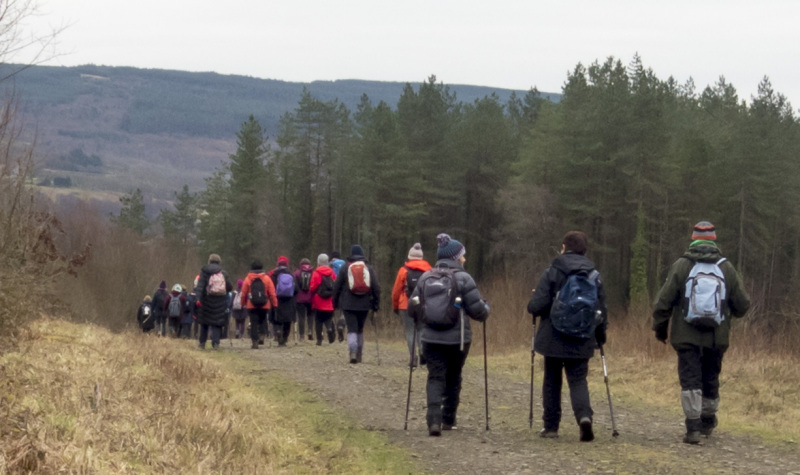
left=251, top=341, right=259, bottom=349
left=198, top=343, right=206, bottom=350
left=539, top=428, right=559, bottom=438
left=308, top=334, right=313, bottom=341
left=349, top=351, right=358, bottom=364
left=337, top=328, right=344, bottom=342
left=328, top=331, right=335, bottom=344
left=700, top=415, right=718, bottom=437
left=684, top=418, right=702, bottom=444
left=356, top=352, right=362, bottom=363
left=428, top=423, right=442, bottom=437
left=442, top=422, right=457, bottom=431
left=258, top=339, right=265, bottom=345
left=579, top=417, right=594, bottom=442
left=419, top=354, right=427, bottom=366
left=316, top=339, right=322, bottom=346
left=211, top=344, right=219, bottom=350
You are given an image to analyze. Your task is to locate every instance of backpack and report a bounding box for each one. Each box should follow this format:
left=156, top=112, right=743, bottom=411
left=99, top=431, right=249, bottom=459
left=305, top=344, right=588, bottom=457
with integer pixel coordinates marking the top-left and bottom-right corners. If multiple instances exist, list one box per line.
left=167, top=294, right=183, bottom=318
left=207, top=271, right=227, bottom=296
left=140, top=303, right=152, bottom=323
left=249, top=277, right=268, bottom=307
left=550, top=270, right=601, bottom=340
left=299, top=270, right=312, bottom=292
left=331, top=259, right=345, bottom=277
left=347, top=261, right=371, bottom=295
left=419, top=268, right=462, bottom=330
left=276, top=272, right=295, bottom=298
left=317, top=274, right=335, bottom=299
left=231, top=290, right=242, bottom=310
left=405, top=266, right=424, bottom=298
left=683, top=258, right=727, bottom=329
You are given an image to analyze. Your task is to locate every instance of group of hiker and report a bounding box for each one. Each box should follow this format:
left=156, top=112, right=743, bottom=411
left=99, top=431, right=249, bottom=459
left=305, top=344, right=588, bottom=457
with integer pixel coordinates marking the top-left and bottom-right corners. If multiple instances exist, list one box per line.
left=135, top=221, right=751, bottom=445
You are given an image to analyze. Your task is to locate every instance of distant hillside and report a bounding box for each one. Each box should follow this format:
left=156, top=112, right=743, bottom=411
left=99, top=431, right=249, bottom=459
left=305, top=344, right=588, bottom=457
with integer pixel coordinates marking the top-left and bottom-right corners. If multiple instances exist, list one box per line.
left=1, top=64, right=557, bottom=208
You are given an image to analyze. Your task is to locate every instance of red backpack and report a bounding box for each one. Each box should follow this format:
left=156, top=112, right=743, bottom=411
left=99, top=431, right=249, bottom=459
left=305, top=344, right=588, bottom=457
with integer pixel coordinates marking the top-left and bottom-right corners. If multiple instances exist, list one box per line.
left=347, top=261, right=371, bottom=295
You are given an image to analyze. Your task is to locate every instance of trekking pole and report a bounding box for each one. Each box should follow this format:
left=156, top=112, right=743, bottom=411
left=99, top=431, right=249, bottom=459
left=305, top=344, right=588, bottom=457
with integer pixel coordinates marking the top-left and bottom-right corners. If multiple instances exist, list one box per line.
left=529, top=315, right=536, bottom=429
left=371, top=310, right=381, bottom=365
left=403, top=301, right=419, bottom=430
left=483, top=320, right=490, bottom=431
left=599, top=344, right=620, bottom=438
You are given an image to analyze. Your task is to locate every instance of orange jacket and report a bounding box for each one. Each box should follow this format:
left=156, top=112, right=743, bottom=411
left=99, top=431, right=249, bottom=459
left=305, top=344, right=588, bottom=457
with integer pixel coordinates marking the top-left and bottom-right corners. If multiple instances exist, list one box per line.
left=391, top=259, right=432, bottom=310
left=240, top=271, right=278, bottom=310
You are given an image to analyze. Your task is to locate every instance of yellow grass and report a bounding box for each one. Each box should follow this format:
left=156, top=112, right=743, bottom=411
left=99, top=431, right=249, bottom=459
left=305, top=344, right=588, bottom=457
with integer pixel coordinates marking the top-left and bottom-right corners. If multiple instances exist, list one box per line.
left=0, top=319, right=417, bottom=474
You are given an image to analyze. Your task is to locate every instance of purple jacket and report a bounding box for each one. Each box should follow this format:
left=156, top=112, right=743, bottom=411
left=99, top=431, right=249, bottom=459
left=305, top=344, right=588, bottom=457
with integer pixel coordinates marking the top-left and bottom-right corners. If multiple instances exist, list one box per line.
left=294, top=263, right=315, bottom=304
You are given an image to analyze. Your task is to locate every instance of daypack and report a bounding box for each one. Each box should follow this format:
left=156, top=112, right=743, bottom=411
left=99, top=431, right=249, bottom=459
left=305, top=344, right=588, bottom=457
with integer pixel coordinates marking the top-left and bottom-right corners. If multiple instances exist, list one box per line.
left=419, top=268, right=462, bottom=330
left=317, top=274, right=335, bottom=298
left=299, top=270, right=312, bottom=292
left=140, top=303, right=152, bottom=324
left=231, top=290, right=242, bottom=310
left=331, top=259, right=345, bottom=277
left=405, top=266, right=424, bottom=298
left=249, top=277, right=268, bottom=307
left=276, top=272, right=295, bottom=298
left=207, top=271, right=227, bottom=296
left=550, top=270, right=601, bottom=340
left=347, top=261, right=371, bottom=295
left=683, top=258, right=727, bottom=329
left=167, top=294, right=183, bottom=318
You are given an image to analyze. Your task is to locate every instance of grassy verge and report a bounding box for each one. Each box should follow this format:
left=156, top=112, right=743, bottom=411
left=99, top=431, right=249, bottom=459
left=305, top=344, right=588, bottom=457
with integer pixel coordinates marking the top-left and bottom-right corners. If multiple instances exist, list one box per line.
left=0, top=319, right=418, bottom=474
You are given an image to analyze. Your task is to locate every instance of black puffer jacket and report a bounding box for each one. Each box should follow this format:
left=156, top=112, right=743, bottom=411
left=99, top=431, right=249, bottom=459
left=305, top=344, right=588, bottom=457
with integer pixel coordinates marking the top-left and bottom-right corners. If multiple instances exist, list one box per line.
left=195, top=263, right=233, bottom=326
left=528, top=252, right=608, bottom=359
left=333, top=256, right=381, bottom=312
left=409, top=259, right=490, bottom=345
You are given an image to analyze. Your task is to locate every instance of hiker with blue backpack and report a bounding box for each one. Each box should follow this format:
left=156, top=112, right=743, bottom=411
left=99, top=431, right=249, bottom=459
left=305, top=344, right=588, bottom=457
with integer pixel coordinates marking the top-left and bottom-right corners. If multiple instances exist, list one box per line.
left=332, top=244, right=381, bottom=364
left=653, top=221, right=750, bottom=445
left=329, top=251, right=347, bottom=342
left=271, top=256, right=298, bottom=346
left=527, top=231, right=608, bottom=442
left=407, top=233, right=490, bottom=436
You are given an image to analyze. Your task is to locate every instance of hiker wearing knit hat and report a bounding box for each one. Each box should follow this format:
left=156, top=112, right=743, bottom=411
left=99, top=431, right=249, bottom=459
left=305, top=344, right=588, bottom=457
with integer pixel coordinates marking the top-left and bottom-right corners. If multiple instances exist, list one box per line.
left=392, top=243, right=432, bottom=367
left=436, top=234, right=466, bottom=261
left=277, top=256, right=290, bottom=267
left=333, top=243, right=381, bottom=364
left=653, top=222, right=750, bottom=444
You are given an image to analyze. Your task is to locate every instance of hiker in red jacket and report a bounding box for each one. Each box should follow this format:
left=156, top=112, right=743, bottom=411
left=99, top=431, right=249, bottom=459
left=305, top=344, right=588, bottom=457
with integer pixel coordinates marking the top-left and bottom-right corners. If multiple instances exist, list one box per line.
left=309, top=253, right=337, bottom=345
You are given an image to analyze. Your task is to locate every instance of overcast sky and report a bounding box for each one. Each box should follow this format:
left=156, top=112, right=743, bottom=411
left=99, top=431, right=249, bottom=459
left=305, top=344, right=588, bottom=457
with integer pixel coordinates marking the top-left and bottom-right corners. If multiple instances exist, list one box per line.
left=20, top=0, right=800, bottom=107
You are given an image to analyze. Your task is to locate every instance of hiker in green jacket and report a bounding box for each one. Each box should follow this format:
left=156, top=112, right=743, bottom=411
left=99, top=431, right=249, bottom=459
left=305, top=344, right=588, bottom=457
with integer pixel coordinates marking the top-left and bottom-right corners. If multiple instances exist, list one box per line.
left=652, top=221, right=750, bottom=445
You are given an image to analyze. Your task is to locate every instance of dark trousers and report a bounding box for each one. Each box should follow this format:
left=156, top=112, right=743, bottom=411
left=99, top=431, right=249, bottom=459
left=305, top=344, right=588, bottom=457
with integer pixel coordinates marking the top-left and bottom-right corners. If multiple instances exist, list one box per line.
left=274, top=321, right=292, bottom=345
left=199, top=324, right=221, bottom=347
left=343, top=310, right=369, bottom=334
left=315, top=310, right=335, bottom=342
left=249, top=308, right=268, bottom=342
left=180, top=323, right=192, bottom=338
left=677, top=346, right=724, bottom=397
left=423, top=342, right=470, bottom=427
left=542, top=356, right=593, bottom=431
left=168, top=318, right=181, bottom=337
left=157, top=314, right=167, bottom=336
left=297, top=303, right=313, bottom=337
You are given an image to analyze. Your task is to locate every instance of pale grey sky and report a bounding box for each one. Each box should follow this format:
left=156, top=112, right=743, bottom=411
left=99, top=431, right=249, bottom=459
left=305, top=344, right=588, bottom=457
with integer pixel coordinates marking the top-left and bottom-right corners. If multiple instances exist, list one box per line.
left=20, top=0, right=800, bottom=107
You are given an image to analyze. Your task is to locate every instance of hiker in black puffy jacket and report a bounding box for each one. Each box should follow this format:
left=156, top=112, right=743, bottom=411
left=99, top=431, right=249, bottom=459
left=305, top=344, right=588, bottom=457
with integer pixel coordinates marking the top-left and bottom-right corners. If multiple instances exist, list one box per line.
left=137, top=295, right=155, bottom=333
left=152, top=280, right=169, bottom=337
left=270, top=258, right=298, bottom=346
left=194, top=253, right=233, bottom=350
left=332, top=244, right=380, bottom=364
left=408, top=233, right=490, bottom=437
left=528, top=231, right=608, bottom=442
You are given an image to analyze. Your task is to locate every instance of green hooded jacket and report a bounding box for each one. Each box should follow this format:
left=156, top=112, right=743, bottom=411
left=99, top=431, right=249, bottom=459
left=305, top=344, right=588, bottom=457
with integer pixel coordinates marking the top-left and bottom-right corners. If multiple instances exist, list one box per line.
left=652, top=241, right=750, bottom=350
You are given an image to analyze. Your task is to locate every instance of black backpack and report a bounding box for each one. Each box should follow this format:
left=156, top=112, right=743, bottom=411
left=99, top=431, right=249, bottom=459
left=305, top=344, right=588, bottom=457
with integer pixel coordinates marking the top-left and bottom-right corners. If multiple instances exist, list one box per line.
left=300, top=270, right=312, bottom=292
left=316, top=274, right=335, bottom=298
left=405, top=266, right=424, bottom=298
left=249, top=277, right=268, bottom=308
left=419, top=268, right=461, bottom=330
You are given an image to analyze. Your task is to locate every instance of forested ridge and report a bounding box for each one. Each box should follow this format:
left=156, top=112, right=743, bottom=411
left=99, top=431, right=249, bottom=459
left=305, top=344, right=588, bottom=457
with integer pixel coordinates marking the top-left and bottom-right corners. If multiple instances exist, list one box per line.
left=109, top=55, right=800, bottom=326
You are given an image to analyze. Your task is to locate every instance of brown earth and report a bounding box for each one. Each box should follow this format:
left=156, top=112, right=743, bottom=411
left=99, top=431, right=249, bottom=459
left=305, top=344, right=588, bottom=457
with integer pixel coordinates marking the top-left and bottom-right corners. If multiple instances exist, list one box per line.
left=221, top=333, right=800, bottom=474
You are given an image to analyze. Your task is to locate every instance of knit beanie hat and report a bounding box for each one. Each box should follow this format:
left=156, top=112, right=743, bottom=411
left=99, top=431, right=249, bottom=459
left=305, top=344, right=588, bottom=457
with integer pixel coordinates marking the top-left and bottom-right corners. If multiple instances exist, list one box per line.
left=277, top=256, right=289, bottom=267
left=350, top=244, right=365, bottom=258
left=208, top=253, right=221, bottom=264
left=317, top=253, right=329, bottom=266
left=407, top=242, right=424, bottom=260
left=172, top=283, right=182, bottom=293
left=251, top=259, right=263, bottom=270
left=159, top=280, right=166, bottom=290
left=692, top=221, right=716, bottom=241
left=436, top=233, right=466, bottom=260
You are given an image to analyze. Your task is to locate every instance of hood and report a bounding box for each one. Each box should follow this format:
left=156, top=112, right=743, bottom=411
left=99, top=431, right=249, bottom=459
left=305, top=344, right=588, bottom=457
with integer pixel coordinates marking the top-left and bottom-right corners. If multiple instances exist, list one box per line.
left=316, top=265, right=335, bottom=277
left=684, top=241, right=722, bottom=263
left=434, top=258, right=465, bottom=271
left=348, top=255, right=367, bottom=263
left=552, top=252, right=594, bottom=275
left=203, top=263, right=222, bottom=274
left=170, top=290, right=181, bottom=297
left=406, top=259, right=432, bottom=271
left=300, top=263, right=314, bottom=272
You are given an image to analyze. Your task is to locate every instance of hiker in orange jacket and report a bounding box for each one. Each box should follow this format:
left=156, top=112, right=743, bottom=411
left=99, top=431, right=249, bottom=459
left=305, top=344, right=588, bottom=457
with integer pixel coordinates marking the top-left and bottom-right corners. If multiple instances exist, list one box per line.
left=240, top=259, right=278, bottom=349
left=392, top=243, right=432, bottom=367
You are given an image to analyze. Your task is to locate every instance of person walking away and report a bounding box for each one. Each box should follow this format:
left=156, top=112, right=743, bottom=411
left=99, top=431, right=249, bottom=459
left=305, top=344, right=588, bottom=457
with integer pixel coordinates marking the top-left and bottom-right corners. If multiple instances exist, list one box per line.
left=137, top=295, right=155, bottom=333
left=527, top=231, right=608, bottom=442
left=231, top=279, right=247, bottom=338
left=152, top=280, right=169, bottom=337
left=271, top=257, right=298, bottom=346
left=652, top=221, right=750, bottom=444
left=241, top=260, right=278, bottom=349
left=181, top=288, right=195, bottom=338
left=408, top=233, right=490, bottom=436
left=330, top=251, right=347, bottom=342
left=294, top=258, right=315, bottom=341
left=392, top=243, right=432, bottom=367
left=333, top=244, right=380, bottom=363
left=165, top=283, right=185, bottom=338
left=194, top=253, right=234, bottom=350
left=309, top=253, right=337, bottom=345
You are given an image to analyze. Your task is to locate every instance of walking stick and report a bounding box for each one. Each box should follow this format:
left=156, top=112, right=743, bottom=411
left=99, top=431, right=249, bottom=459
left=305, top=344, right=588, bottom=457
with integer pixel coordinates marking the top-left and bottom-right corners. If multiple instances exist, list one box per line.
left=483, top=320, right=490, bottom=431
left=371, top=310, right=381, bottom=365
left=529, top=315, right=536, bottom=428
left=403, top=321, right=418, bottom=430
left=599, top=344, right=620, bottom=437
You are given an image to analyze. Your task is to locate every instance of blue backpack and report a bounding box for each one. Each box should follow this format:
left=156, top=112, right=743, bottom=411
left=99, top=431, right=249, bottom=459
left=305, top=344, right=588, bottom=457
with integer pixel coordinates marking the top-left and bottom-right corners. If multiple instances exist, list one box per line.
left=550, top=270, right=600, bottom=339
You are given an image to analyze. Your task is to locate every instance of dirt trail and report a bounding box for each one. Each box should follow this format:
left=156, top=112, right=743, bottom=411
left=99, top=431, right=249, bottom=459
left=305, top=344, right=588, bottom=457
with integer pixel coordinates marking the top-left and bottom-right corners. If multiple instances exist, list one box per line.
left=224, top=336, right=800, bottom=474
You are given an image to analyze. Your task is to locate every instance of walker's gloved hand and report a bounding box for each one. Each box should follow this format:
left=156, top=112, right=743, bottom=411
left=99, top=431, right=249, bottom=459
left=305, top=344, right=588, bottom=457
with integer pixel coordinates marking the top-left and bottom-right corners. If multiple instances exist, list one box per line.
left=654, top=325, right=668, bottom=344
left=595, top=326, right=607, bottom=346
